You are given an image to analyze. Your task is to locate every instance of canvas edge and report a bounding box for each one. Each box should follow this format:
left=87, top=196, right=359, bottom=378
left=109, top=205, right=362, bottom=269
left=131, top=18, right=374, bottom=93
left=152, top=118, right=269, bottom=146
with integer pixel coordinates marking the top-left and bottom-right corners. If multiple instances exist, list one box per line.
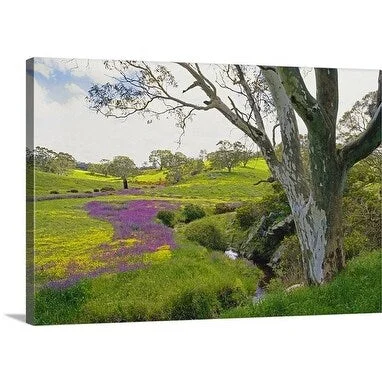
left=26, top=58, right=35, bottom=325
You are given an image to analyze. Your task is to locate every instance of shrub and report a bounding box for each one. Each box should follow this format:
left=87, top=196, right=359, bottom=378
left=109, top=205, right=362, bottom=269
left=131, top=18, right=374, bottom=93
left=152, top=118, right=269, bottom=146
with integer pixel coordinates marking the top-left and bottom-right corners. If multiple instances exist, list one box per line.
left=236, top=202, right=263, bottom=229
left=93, top=188, right=100, bottom=192
left=344, top=230, right=369, bottom=259
left=185, top=219, right=227, bottom=250
left=217, top=280, right=248, bottom=310
left=69, top=189, right=78, bottom=193
left=49, top=190, right=59, bottom=194
left=170, top=288, right=220, bottom=320
left=214, top=202, right=242, bottom=214
left=85, top=190, right=92, bottom=194
left=157, top=210, right=175, bottom=228
left=100, top=187, right=115, bottom=192
left=274, top=235, right=304, bottom=286
left=183, top=204, right=206, bottom=223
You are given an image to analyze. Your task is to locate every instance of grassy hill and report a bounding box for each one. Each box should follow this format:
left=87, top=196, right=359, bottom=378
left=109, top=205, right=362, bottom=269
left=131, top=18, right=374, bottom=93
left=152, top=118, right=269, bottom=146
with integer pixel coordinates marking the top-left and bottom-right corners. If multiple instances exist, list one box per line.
left=30, top=158, right=272, bottom=201
left=147, top=159, right=272, bottom=201
left=29, top=169, right=122, bottom=196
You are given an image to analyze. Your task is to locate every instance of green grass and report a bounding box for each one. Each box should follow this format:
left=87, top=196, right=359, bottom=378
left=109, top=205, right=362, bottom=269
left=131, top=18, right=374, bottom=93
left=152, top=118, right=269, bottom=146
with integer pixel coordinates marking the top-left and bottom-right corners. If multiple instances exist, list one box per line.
left=29, top=169, right=122, bottom=196
left=221, top=250, right=381, bottom=318
left=133, top=169, right=167, bottom=184
left=34, top=237, right=262, bottom=324
left=32, top=198, right=114, bottom=287
left=147, top=159, right=272, bottom=201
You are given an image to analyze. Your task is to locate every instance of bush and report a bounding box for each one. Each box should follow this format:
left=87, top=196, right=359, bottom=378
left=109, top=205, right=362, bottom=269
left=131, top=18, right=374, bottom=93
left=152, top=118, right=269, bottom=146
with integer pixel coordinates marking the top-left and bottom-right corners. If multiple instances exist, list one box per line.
left=157, top=210, right=176, bottom=228
left=236, top=202, right=263, bottom=229
left=183, top=204, right=206, bottom=223
left=85, top=190, right=92, bottom=194
left=344, top=230, right=369, bottom=259
left=185, top=220, right=227, bottom=250
left=100, top=187, right=115, bottom=192
left=214, top=202, right=242, bottom=214
left=273, top=235, right=304, bottom=286
left=93, top=188, right=100, bottom=192
left=217, top=280, right=248, bottom=310
left=49, top=190, right=59, bottom=194
left=69, top=189, right=78, bottom=193
left=170, top=288, right=219, bottom=320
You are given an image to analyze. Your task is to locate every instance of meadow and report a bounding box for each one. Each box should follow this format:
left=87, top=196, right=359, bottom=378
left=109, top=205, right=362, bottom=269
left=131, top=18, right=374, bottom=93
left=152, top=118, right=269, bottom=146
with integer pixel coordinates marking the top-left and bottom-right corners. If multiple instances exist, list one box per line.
left=29, top=159, right=381, bottom=324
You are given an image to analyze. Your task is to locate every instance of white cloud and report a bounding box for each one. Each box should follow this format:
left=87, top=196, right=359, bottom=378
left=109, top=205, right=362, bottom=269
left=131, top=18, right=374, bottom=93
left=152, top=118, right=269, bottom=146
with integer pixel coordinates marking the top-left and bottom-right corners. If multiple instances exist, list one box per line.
left=34, top=61, right=52, bottom=78
left=64, top=83, right=86, bottom=97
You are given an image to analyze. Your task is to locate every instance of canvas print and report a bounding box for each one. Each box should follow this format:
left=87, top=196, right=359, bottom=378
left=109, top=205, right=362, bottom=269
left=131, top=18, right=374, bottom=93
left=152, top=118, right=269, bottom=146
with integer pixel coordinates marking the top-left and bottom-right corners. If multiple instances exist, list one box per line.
left=26, top=58, right=381, bottom=325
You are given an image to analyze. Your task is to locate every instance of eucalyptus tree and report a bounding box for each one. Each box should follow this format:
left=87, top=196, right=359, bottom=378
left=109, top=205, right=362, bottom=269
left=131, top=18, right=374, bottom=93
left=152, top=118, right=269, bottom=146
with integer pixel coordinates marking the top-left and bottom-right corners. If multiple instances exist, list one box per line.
left=87, top=61, right=381, bottom=285
left=109, top=156, right=137, bottom=189
left=148, top=149, right=173, bottom=170
left=208, top=140, right=245, bottom=172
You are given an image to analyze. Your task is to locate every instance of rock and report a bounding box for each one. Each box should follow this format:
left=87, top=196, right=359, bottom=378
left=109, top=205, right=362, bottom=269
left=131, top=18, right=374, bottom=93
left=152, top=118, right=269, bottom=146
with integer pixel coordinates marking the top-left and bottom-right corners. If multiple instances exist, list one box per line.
left=285, top=283, right=304, bottom=292
left=224, top=249, right=239, bottom=260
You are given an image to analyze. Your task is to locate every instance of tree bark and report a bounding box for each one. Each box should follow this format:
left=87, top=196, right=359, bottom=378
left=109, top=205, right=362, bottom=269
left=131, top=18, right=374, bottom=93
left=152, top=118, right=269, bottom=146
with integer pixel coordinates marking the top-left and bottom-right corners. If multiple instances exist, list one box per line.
left=123, top=177, right=128, bottom=189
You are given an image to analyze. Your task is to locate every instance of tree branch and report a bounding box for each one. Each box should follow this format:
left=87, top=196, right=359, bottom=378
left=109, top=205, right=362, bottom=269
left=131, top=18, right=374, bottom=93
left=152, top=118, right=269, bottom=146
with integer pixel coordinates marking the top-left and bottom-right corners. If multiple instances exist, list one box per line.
left=277, top=67, right=318, bottom=127
left=340, top=103, right=381, bottom=168
left=340, top=70, right=382, bottom=168
left=315, top=68, right=338, bottom=127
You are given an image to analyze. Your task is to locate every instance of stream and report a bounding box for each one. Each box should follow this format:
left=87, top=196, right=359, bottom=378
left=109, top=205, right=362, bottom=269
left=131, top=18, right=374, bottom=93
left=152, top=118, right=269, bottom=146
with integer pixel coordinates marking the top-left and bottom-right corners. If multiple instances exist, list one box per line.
left=224, top=249, right=275, bottom=304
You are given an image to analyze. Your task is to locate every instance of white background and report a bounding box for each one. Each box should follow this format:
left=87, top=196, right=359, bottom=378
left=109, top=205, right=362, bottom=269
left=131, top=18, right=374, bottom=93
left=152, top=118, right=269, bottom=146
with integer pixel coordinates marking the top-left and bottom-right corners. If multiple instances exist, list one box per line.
left=0, top=1, right=381, bottom=381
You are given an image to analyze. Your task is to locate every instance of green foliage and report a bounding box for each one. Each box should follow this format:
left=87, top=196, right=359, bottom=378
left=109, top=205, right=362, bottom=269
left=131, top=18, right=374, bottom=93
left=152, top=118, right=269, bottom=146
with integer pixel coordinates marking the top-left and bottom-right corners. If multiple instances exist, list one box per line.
left=49, top=190, right=59, bottom=194
left=274, top=235, right=304, bottom=286
left=149, top=149, right=173, bottom=170
left=68, top=189, right=78, bottom=193
left=207, top=140, right=245, bottom=172
left=157, top=210, right=175, bottom=228
left=344, top=231, right=370, bottom=259
left=109, top=155, right=137, bottom=180
left=183, top=203, right=206, bottom=223
left=221, top=250, right=381, bottom=318
left=170, top=288, right=220, bottom=320
left=214, top=202, right=241, bottom=214
left=343, top=162, right=381, bottom=254
left=236, top=202, right=264, bottom=229
left=33, top=146, right=76, bottom=175
left=100, top=186, right=115, bottom=192
left=185, top=219, right=227, bottom=250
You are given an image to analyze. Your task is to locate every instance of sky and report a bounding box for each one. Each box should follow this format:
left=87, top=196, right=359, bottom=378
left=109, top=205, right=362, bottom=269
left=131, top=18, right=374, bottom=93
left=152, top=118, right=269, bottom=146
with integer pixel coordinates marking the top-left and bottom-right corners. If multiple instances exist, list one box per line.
left=30, top=58, right=379, bottom=166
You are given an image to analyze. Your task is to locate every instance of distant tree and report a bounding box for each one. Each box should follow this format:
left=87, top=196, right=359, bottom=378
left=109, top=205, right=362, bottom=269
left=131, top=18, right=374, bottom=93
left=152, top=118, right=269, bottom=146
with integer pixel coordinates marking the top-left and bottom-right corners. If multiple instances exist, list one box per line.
left=109, top=156, right=137, bottom=189
left=240, top=144, right=256, bottom=167
left=338, top=91, right=381, bottom=172
left=26, top=147, right=34, bottom=168
left=76, top=161, right=89, bottom=171
left=199, top=149, right=208, bottom=161
left=99, top=159, right=111, bottom=177
left=208, top=140, right=244, bottom=172
left=166, top=151, right=188, bottom=183
left=51, top=152, right=76, bottom=175
left=149, top=149, right=173, bottom=170
left=34, top=146, right=56, bottom=172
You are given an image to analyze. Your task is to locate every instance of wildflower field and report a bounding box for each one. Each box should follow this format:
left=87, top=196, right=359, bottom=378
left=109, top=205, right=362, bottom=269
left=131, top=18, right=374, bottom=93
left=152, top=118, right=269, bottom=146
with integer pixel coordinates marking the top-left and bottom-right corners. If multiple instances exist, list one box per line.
left=30, top=158, right=381, bottom=324
left=31, top=160, right=270, bottom=324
